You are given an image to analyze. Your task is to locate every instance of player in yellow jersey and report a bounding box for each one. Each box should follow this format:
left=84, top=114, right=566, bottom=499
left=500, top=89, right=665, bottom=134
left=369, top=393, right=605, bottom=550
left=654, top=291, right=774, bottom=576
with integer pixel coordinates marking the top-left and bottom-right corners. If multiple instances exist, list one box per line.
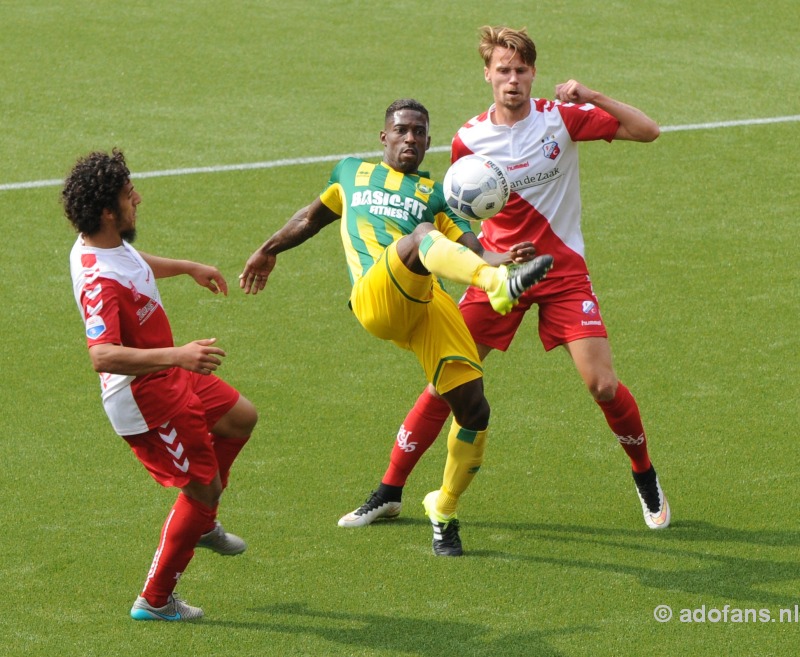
left=239, top=99, right=552, bottom=555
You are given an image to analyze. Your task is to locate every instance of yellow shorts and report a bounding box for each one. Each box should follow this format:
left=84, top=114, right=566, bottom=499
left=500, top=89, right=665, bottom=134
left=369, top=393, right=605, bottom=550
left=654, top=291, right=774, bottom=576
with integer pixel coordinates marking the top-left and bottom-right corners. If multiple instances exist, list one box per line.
left=350, top=242, right=482, bottom=394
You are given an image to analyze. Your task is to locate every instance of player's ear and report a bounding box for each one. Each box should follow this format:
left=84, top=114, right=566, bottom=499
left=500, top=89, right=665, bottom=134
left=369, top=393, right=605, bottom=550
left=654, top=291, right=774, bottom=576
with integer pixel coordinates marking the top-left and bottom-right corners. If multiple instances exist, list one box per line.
left=484, top=67, right=491, bottom=83
left=100, top=206, right=118, bottom=227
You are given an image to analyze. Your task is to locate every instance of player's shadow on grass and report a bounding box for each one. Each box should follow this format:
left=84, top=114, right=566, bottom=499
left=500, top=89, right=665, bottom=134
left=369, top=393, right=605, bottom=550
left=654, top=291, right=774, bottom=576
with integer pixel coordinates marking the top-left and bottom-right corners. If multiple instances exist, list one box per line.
left=468, top=519, right=800, bottom=608
left=219, top=601, right=587, bottom=657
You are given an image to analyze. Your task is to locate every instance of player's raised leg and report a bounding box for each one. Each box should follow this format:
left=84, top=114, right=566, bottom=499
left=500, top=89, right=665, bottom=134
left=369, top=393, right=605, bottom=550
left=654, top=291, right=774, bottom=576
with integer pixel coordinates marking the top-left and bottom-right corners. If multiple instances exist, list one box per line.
left=418, top=229, right=552, bottom=316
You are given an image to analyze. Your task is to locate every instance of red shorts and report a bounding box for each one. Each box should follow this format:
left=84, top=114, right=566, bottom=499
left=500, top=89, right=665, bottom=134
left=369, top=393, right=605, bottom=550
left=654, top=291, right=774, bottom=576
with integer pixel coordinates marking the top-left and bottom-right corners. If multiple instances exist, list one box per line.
left=123, top=373, right=240, bottom=488
left=459, top=274, right=608, bottom=352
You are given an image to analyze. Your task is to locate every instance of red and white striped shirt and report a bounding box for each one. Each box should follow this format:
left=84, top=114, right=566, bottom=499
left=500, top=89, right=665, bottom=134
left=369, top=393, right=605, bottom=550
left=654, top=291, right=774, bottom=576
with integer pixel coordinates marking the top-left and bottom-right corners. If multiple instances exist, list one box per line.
left=70, top=238, right=190, bottom=436
left=452, top=98, right=619, bottom=282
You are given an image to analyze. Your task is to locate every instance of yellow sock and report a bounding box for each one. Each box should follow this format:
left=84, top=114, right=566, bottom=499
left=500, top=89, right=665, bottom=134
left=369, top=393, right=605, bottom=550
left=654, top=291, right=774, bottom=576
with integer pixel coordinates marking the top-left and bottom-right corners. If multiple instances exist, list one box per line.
left=418, top=230, right=499, bottom=291
left=438, top=420, right=488, bottom=516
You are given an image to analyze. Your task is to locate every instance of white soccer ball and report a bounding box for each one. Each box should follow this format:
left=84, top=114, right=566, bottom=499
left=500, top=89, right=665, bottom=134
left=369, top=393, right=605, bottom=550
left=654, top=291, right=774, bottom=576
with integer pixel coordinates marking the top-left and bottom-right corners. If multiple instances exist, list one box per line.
left=443, top=154, right=510, bottom=221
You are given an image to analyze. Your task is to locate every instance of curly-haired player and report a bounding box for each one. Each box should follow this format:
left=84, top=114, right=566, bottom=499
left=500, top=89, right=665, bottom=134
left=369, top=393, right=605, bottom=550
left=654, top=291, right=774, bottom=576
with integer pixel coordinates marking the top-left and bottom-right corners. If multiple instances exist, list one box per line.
left=64, top=149, right=258, bottom=621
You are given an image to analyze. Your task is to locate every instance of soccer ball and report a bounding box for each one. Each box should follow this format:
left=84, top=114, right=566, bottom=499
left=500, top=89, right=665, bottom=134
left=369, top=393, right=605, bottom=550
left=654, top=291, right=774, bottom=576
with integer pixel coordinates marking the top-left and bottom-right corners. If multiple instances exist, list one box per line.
left=443, top=154, right=510, bottom=221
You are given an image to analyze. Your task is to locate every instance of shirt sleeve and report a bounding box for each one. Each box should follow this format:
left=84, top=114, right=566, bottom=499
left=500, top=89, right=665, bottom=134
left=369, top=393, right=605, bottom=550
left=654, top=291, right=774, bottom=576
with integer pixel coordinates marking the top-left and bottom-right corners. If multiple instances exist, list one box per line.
left=431, top=181, right=474, bottom=240
left=557, top=103, right=620, bottom=143
left=319, top=159, right=346, bottom=214
left=80, top=279, right=122, bottom=347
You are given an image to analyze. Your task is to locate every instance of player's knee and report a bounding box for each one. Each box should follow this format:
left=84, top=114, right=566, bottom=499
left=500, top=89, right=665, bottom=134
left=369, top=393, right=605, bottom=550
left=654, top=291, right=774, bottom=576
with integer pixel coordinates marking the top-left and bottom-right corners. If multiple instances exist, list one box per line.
left=238, top=397, right=259, bottom=434
left=216, top=396, right=258, bottom=438
left=396, top=225, right=434, bottom=274
left=412, top=223, right=435, bottom=241
left=453, top=395, right=490, bottom=430
left=588, top=377, right=617, bottom=402
left=183, top=478, right=223, bottom=508
left=208, top=480, right=223, bottom=506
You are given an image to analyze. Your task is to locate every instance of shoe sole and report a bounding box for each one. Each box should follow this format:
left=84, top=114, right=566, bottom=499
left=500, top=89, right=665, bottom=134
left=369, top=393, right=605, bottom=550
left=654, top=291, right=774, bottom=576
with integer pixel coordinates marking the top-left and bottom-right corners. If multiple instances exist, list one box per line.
left=131, top=609, right=183, bottom=621
left=130, top=606, right=203, bottom=621
left=196, top=544, right=247, bottom=556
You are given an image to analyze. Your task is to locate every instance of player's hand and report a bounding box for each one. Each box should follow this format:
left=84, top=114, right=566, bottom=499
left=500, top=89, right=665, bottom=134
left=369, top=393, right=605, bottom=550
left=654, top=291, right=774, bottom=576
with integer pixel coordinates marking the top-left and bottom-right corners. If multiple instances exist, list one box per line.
left=177, top=338, right=226, bottom=375
left=554, top=79, right=596, bottom=104
left=239, top=250, right=276, bottom=295
left=507, top=242, right=537, bottom=264
left=188, top=263, right=228, bottom=296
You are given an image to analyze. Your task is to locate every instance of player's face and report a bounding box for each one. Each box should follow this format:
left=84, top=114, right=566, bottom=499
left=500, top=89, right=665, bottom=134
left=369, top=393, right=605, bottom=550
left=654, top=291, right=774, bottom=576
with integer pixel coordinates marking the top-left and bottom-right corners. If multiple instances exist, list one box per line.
left=114, top=180, right=141, bottom=243
left=380, top=109, right=430, bottom=174
left=485, top=46, right=535, bottom=112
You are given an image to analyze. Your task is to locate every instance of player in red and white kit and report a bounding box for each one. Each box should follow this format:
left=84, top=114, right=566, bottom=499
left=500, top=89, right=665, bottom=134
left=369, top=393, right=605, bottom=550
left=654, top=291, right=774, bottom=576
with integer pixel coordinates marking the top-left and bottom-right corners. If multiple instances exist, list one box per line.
left=339, top=25, right=670, bottom=537
left=64, top=149, right=258, bottom=620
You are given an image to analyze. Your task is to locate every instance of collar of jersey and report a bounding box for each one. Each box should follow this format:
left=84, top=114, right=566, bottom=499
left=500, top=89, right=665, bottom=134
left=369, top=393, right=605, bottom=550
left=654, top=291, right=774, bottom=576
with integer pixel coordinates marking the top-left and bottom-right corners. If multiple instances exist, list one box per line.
left=379, top=161, right=429, bottom=178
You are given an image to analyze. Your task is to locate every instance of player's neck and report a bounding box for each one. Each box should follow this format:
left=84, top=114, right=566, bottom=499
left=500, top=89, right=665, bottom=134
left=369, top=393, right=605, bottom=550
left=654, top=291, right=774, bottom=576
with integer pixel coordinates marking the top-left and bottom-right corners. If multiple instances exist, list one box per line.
left=82, top=228, right=124, bottom=250
left=491, top=100, right=531, bottom=127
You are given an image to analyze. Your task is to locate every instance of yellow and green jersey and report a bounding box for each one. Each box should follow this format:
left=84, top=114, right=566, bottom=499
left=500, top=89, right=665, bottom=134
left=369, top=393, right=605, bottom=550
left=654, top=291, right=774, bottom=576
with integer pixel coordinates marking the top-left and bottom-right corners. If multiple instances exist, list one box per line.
left=320, top=157, right=473, bottom=286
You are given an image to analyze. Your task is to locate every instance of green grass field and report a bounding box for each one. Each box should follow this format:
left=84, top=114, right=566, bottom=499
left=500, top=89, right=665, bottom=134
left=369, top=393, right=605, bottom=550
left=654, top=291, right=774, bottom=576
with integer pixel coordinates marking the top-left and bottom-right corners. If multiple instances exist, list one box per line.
left=1, top=2, right=798, bottom=656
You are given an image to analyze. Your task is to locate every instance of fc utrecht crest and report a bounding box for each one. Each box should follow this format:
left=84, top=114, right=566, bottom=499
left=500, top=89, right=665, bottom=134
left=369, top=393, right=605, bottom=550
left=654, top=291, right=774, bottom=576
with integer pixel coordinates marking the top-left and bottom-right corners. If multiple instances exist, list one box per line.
left=542, top=139, right=560, bottom=160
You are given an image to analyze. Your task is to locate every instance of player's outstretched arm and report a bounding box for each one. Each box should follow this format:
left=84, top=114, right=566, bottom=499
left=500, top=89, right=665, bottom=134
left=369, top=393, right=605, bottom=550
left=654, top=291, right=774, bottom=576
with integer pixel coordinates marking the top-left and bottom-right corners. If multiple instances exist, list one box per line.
left=138, top=252, right=228, bottom=295
left=240, top=197, right=340, bottom=295
left=554, top=79, right=660, bottom=142
left=88, top=338, right=226, bottom=377
left=185, top=262, right=228, bottom=296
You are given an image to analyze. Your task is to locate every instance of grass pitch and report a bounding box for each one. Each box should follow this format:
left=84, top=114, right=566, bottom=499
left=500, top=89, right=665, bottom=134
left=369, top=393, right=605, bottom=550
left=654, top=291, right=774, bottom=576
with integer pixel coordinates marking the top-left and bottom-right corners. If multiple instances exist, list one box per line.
left=1, top=2, right=798, bottom=656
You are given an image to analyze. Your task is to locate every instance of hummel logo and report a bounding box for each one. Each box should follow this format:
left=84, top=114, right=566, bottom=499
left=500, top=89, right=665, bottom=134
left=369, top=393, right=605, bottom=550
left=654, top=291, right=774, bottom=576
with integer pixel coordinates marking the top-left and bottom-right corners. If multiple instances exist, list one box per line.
left=158, top=428, right=178, bottom=445
left=173, top=458, right=190, bottom=473
left=85, top=283, right=102, bottom=301
left=86, top=300, right=104, bottom=316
